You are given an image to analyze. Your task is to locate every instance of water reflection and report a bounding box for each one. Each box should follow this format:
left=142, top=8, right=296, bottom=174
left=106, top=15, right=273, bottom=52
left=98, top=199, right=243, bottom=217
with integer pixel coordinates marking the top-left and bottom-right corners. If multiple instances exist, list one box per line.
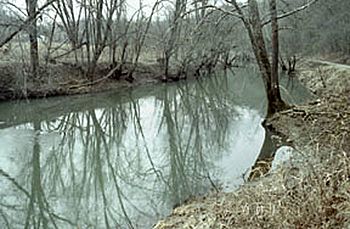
left=0, top=71, right=269, bottom=228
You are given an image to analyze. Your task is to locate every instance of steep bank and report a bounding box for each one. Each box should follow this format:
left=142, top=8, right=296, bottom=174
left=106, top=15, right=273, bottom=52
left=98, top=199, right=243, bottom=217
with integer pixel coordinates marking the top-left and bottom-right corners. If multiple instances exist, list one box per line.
left=153, top=60, right=350, bottom=228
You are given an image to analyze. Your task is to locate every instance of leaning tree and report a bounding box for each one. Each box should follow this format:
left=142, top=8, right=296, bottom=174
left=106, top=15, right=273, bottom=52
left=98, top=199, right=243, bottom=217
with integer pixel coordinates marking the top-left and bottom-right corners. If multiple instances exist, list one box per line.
left=226, top=0, right=320, bottom=116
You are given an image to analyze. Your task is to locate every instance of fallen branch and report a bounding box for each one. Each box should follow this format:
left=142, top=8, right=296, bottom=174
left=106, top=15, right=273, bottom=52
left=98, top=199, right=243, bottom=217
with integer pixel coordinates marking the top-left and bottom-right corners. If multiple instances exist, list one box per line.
left=68, top=64, right=126, bottom=89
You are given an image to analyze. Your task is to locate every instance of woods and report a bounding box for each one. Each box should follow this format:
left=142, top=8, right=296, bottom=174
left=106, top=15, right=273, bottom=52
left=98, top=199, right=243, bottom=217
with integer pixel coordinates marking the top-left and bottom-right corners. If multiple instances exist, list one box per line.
left=1, top=0, right=347, bottom=116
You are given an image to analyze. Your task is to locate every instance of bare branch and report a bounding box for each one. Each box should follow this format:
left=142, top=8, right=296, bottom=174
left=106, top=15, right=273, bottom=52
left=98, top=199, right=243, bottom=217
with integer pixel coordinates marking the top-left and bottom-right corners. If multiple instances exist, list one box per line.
left=230, top=0, right=248, bottom=24
left=0, top=0, right=57, bottom=48
left=207, top=5, right=243, bottom=19
left=262, top=0, right=320, bottom=26
left=182, top=4, right=245, bottom=19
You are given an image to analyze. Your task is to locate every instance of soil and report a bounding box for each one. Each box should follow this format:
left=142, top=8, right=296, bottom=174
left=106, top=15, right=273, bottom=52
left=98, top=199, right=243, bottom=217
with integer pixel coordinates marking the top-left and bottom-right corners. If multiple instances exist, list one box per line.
left=153, top=59, right=350, bottom=228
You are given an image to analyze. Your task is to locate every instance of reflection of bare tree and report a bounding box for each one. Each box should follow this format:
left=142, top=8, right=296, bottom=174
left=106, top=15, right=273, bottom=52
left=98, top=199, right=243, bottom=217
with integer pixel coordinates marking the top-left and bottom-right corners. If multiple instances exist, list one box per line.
left=130, top=98, right=168, bottom=186
left=0, top=74, right=241, bottom=228
left=25, top=121, right=52, bottom=228
left=156, top=74, right=234, bottom=206
left=162, top=89, right=192, bottom=206
left=89, top=109, right=135, bottom=228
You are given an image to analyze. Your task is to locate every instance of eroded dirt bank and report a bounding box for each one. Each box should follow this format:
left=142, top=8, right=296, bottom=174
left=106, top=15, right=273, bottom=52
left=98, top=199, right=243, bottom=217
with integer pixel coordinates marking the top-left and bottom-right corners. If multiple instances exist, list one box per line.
left=0, top=61, right=199, bottom=101
left=153, top=60, right=350, bottom=228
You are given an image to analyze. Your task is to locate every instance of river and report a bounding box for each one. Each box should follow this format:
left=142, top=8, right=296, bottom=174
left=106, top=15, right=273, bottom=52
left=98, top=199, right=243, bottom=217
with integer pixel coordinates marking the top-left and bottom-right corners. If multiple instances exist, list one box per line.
left=0, top=68, right=312, bottom=228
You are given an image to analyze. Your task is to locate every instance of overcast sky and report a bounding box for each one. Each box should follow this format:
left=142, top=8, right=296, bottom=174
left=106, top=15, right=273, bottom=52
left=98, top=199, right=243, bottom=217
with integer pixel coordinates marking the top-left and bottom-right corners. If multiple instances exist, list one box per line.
left=7, top=0, right=247, bottom=18
left=9, top=0, right=177, bottom=18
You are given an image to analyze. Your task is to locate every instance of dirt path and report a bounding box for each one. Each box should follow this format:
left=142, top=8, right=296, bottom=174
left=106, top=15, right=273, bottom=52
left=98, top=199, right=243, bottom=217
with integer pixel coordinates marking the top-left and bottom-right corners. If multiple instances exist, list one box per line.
left=309, top=59, right=350, bottom=70
left=297, top=59, right=350, bottom=96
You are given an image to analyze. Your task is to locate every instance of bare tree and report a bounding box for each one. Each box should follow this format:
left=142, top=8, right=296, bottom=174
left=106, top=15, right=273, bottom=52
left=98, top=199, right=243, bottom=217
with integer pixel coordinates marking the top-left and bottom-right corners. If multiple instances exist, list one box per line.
left=229, top=0, right=320, bottom=116
left=163, top=0, right=186, bottom=79
left=53, top=0, right=83, bottom=63
left=86, top=0, right=120, bottom=78
left=26, top=0, right=39, bottom=79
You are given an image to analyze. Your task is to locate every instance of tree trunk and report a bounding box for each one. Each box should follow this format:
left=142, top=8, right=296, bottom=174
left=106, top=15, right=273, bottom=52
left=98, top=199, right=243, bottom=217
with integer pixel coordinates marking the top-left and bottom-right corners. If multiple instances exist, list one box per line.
left=243, top=0, right=287, bottom=116
left=26, top=0, right=39, bottom=79
left=268, top=0, right=285, bottom=115
left=164, top=0, right=183, bottom=78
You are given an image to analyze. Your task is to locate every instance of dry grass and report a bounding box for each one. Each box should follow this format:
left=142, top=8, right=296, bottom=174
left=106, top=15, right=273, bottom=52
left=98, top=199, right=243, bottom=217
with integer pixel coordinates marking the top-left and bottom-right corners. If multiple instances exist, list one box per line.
left=154, top=99, right=350, bottom=229
left=155, top=156, right=350, bottom=229
left=154, top=62, right=350, bottom=229
left=298, top=61, right=350, bottom=96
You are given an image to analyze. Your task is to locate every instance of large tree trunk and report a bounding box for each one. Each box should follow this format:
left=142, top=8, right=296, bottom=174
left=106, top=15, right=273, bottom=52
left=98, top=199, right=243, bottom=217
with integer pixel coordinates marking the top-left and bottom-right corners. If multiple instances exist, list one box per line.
left=26, top=0, right=39, bottom=79
left=268, top=0, right=285, bottom=115
left=244, top=0, right=287, bottom=116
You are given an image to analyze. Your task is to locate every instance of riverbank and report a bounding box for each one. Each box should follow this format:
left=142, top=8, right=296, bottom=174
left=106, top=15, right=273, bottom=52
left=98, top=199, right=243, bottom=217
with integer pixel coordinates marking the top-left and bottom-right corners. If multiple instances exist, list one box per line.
left=153, top=60, right=350, bottom=228
left=0, top=61, right=205, bottom=101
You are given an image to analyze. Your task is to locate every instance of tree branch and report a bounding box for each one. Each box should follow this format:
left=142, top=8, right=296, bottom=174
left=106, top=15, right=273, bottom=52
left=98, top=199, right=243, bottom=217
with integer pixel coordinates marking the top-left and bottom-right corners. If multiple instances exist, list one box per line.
left=262, top=0, right=320, bottom=26
left=182, top=4, right=244, bottom=19
left=0, top=0, right=57, bottom=48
